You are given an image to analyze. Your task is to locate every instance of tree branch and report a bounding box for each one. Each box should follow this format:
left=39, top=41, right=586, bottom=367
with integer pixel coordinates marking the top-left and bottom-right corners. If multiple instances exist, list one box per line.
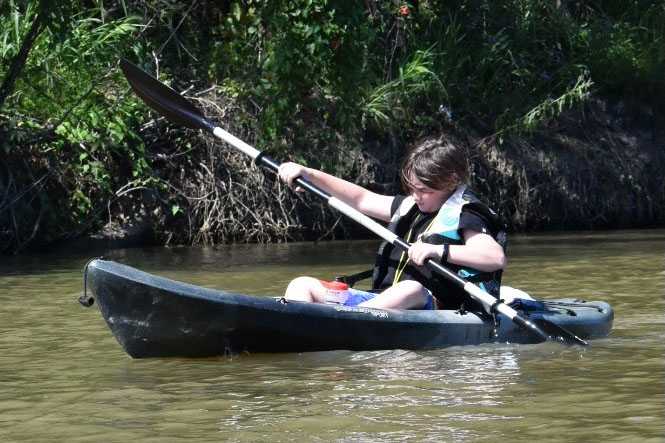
left=0, top=7, right=45, bottom=110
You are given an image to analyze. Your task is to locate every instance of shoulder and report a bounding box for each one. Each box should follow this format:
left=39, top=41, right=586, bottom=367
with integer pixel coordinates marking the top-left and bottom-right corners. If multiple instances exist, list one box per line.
left=458, top=189, right=505, bottom=237
left=390, top=195, right=413, bottom=217
left=461, top=189, right=504, bottom=227
left=459, top=210, right=491, bottom=235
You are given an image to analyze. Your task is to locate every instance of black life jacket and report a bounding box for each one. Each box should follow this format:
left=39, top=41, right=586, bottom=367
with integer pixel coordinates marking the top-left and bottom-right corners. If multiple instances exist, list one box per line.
left=372, top=186, right=507, bottom=303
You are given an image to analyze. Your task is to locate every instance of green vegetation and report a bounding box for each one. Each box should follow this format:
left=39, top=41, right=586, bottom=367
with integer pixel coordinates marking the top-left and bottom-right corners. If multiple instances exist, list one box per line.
left=1, top=0, right=664, bottom=253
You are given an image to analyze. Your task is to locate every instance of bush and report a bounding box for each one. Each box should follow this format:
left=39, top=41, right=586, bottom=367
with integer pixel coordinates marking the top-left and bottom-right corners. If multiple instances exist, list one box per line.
left=1, top=0, right=663, bottom=252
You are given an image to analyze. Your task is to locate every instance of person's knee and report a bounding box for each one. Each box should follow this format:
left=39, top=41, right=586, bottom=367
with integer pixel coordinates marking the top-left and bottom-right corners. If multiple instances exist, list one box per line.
left=288, top=276, right=318, bottom=288
left=398, top=280, right=430, bottom=308
left=398, top=280, right=425, bottom=295
left=285, top=276, right=321, bottom=301
left=370, top=280, right=428, bottom=309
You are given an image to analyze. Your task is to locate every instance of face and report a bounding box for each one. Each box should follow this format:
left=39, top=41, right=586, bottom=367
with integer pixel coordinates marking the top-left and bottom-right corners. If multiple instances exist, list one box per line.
left=406, top=174, right=452, bottom=213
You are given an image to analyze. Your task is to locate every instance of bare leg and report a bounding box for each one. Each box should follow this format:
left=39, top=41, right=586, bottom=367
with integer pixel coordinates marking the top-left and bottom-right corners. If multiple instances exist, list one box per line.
left=284, top=276, right=327, bottom=303
left=359, top=280, right=429, bottom=309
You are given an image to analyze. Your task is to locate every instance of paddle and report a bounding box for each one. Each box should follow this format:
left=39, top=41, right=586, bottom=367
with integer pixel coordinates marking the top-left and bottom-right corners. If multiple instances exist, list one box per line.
left=119, top=59, right=587, bottom=346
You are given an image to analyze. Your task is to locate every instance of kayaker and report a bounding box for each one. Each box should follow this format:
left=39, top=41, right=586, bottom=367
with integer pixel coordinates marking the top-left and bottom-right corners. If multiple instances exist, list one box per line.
left=277, top=135, right=507, bottom=310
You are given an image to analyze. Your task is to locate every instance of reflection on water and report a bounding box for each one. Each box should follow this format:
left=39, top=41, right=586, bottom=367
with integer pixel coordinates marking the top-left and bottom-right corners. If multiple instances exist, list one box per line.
left=1, top=230, right=664, bottom=442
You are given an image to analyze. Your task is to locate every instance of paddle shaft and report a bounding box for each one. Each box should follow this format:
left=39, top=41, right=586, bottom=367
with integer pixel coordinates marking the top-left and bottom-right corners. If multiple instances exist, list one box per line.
left=211, top=127, right=546, bottom=338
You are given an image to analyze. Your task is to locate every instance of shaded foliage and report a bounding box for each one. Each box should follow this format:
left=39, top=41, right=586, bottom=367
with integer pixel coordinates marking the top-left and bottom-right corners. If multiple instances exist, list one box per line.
left=1, top=0, right=664, bottom=253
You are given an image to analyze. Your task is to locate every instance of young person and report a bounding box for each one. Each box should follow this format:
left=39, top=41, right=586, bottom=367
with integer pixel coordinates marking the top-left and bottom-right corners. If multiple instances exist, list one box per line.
left=277, top=135, right=507, bottom=310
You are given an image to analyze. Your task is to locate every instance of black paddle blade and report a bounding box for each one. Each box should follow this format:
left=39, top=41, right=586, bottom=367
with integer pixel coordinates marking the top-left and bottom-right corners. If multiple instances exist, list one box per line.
left=534, top=319, right=589, bottom=346
left=513, top=315, right=588, bottom=346
left=120, top=59, right=213, bottom=132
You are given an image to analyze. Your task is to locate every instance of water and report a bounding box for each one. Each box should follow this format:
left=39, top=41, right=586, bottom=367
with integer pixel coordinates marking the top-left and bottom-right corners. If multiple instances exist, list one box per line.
left=1, top=230, right=663, bottom=442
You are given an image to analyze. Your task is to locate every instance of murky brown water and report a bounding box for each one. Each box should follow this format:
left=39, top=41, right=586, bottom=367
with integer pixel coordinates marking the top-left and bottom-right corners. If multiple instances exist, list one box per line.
left=1, top=230, right=664, bottom=442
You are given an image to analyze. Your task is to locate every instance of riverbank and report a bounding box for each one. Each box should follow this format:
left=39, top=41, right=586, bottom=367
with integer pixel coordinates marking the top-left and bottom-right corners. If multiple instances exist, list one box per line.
left=2, top=2, right=663, bottom=255
left=2, top=94, right=663, bottom=256
left=471, top=97, right=664, bottom=231
left=77, top=95, right=664, bottom=251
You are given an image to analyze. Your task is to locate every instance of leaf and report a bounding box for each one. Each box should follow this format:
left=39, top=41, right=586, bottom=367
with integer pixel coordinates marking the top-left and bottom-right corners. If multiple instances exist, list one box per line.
left=232, top=2, right=242, bottom=22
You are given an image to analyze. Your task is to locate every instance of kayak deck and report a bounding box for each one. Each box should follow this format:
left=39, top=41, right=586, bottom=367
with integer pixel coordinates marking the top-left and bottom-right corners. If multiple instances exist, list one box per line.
left=83, top=259, right=613, bottom=358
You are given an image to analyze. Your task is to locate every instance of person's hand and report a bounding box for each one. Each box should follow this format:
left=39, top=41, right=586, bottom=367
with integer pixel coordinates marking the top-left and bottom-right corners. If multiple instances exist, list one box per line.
left=277, top=162, right=309, bottom=192
left=408, top=241, right=442, bottom=266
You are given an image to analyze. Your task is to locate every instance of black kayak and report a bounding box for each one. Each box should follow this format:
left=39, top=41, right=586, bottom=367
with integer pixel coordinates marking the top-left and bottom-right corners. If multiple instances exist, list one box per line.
left=81, top=259, right=613, bottom=358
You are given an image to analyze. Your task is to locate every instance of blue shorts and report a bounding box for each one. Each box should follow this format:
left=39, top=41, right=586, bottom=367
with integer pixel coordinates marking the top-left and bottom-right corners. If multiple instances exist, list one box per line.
left=342, top=287, right=435, bottom=310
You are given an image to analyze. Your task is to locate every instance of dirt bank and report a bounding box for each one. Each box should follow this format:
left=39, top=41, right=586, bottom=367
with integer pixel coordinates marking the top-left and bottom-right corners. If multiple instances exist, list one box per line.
left=472, top=98, right=664, bottom=231
left=98, top=96, right=663, bottom=247
left=3, top=96, right=663, bottom=254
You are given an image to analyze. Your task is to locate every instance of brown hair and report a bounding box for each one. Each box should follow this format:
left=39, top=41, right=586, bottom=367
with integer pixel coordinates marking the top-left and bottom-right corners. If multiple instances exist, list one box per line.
left=400, top=135, right=469, bottom=192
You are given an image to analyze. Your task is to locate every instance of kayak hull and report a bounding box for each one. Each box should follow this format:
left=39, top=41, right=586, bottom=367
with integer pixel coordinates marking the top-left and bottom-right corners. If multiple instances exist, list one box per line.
left=85, top=259, right=613, bottom=358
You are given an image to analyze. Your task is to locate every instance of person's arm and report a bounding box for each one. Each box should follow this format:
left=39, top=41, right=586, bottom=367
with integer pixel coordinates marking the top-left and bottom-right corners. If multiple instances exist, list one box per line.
left=407, top=230, right=506, bottom=272
left=277, top=162, right=395, bottom=222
